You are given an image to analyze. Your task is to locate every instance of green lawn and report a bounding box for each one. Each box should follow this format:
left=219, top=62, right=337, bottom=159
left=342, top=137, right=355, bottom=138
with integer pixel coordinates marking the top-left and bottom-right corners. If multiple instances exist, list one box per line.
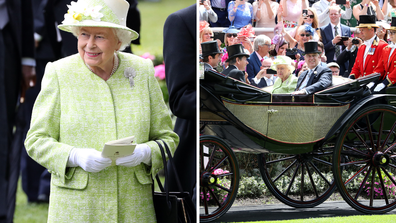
left=235, top=215, right=396, bottom=223
left=132, top=0, right=195, bottom=57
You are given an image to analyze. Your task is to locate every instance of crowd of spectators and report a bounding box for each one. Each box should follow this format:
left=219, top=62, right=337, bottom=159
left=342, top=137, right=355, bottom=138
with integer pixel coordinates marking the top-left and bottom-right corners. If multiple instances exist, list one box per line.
left=200, top=0, right=396, bottom=94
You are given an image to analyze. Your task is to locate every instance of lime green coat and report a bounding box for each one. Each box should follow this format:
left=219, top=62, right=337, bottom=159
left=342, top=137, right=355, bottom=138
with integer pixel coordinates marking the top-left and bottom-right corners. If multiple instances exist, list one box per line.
left=25, top=53, right=179, bottom=223
left=271, top=74, right=298, bottom=94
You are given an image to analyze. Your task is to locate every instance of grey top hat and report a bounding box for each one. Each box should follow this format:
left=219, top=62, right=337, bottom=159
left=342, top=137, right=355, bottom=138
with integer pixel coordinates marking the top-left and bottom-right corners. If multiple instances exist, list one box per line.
left=201, top=41, right=222, bottom=58
left=226, top=44, right=250, bottom=62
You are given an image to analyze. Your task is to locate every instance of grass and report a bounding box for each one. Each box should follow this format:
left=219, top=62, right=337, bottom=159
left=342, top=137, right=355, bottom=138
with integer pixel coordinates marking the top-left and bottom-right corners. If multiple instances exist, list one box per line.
left=131, top=0, right=195, bottom=57
left=233, top=215, right=396, bottom=223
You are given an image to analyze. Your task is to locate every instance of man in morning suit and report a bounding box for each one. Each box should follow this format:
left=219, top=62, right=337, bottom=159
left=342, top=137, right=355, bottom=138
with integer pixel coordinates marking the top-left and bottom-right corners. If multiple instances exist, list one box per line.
left=163, top=4, right=197, bottom=204
left=320, top=5, right=351, bottom=75
left=0, top=0, right=36, bottom=221
left=349, top=15, right=388, bottom=80
left=201, top=40, right=223, bottom=71
left=371, top=17, right=396, bottom=92
left=294, top=41, right=332, bottom=95
left=246, top=35, right=271, bottom=83
left=222, top=44, right=250, bottom=83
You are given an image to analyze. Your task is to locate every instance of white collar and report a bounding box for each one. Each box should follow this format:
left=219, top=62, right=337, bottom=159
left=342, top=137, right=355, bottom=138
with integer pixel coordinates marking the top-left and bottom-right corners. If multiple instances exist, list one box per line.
left=330, top=22, right=341, bottom=30
left=364, top=35, right=376, bottom=46
left=389, top=42, right=396, bottom=49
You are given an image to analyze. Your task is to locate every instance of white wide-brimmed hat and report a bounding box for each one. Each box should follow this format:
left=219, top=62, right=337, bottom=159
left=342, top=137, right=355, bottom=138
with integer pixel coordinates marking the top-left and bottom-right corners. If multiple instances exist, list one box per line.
left=270, top=56, right=295, bottom=73
left=58, top=0, right=138, bottom=41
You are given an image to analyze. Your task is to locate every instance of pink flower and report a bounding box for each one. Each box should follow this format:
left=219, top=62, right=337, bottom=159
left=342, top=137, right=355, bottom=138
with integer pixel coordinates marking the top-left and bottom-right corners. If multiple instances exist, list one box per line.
left=154, top=64, right=165, bottom=80
left=141, top=52, right=155, bottom=60
left=213, top=169, right=224, bottom=175
left=221, top=52, right=228, bottom=64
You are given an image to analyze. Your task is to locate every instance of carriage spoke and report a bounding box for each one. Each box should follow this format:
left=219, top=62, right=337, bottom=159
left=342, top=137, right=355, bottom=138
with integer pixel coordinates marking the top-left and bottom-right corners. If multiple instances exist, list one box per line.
left=352, top=127, right=371, bottom=150
left=381, top=167, right=396, bottom=187
left=285, top=164, right=300, bottom=196
left=273, top=160, right=298, bottom=183
left=214, top=173, right=234, bottom=177
left=342, top=144, right=371, bottom=157
left=383, top=142, right=396, bottom=155
left=380, top=121, right=396, bottom=152
left=301, top=164, right=305, bottom=201
left=377, top=113, right=385, bottom=151
left=377, top=167, right=389, bottom=205
left=200, top=146, right=205, bottom=172
left=203, top=187, right=209, bottom=215
left=340, top=159, right=371, bottom=167
left=345, top=163, right=369, bottom=185
left=214, top=183, right=231, bottom=193
left=208, top=187, right=222, bottom=207
left=308, top=161, right=332, bottom=186
left=370, top=168, right=375, bottom=207
left=390, top=163, right=396, bottom=169
left=205, top=145, right=218, bottom=171
left=365, top=115, right=376, bottom=151
left=312, top=157, right=332, bottom=166
left=306, top=163, right=319, bottom=198
left=266, top=155, right=296, bottom=165
left=354, top=165, right=373, bottom=200
left=210, top=156, right=228, bottom=172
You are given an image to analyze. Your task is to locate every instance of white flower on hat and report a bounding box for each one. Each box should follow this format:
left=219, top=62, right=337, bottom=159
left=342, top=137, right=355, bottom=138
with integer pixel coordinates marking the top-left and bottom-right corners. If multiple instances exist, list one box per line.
left=63, top=1, right=104, bottom=24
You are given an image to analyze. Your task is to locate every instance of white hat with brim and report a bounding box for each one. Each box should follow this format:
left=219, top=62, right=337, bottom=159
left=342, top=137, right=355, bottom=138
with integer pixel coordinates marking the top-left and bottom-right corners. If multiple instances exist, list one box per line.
left=270, top=56, right=295, bottom=73
left=58, top=0, right=139, bottom=41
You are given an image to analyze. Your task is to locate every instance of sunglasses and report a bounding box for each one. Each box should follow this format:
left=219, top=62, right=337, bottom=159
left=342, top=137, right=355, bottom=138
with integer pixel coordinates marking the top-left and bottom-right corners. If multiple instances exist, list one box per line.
left=226, top=33, right=238, bottom=38
left=305, top=15, right=314, bottom=19
left=389, top=31, right=396, bottom=35
left=300, top=33, right=312, bottom=37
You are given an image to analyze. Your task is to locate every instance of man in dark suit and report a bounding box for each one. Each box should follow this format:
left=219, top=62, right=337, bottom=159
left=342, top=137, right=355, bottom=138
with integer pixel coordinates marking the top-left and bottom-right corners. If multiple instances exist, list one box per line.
left=250, top=58, right=278, bottom=88
left=294, top=41, right=332, bottom=95
left=320, top=5, right=351, bottom=67
left=210, top=0, right=231, bottom=27
left=336, top=36, right=363, bottom=77
left=222, top=44, right=250, bottom=83
left=246, top=34, right=271, bottom=83
left=163, top=4, right=196, bottom=203
left=201, top=41, right=223, bottom=71
left=15, top=0, right=63, bottom=204
left=54, top=0, right=78, bottom=57
left=0, top=0, right=36, bottom=221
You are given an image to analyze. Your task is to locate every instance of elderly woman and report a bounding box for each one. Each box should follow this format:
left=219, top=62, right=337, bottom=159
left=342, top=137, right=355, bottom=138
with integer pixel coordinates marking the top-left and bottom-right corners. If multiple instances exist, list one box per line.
left=271, top=56, right=298, bottom=93
left=228, top=0, right=254, bottom=28
left=24, top=0, right=178, bottom=222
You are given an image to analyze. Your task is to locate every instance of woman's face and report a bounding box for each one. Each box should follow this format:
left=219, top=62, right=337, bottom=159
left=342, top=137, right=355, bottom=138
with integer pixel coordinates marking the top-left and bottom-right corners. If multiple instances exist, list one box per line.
left=276, top=64, right=291, bottom=82
left=303, top=10, right=314, bottom=25
left=78, top=27, right=121, bottom=71
left=277, top=44, right=288, bottom=56
left=389, top=30, right=396, bottom=43
left=299, top=31, right=312, bottom=44
left=226, top=33, right=238, bottom=46
left=202, top=30, right=212, bottom=42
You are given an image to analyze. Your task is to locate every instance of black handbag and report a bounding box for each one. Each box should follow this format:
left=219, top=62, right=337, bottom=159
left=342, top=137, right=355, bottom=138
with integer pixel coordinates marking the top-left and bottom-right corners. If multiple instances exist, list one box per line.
left=153, top=140, right=196, bottom=223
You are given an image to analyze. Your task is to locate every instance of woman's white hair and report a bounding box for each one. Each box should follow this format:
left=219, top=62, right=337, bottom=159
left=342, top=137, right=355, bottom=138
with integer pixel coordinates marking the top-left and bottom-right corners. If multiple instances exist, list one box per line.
left=69, top=26, right=132, bottom=51
left=253, top=35, right=271, bottom=52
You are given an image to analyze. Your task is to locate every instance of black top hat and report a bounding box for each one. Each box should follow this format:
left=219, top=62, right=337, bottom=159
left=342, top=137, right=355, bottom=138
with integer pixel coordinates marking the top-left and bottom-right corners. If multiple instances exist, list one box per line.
left=356, top=15, right=379, bottom=28
left=388, top=17, right=396, bottom=30
left=304, top=41, right=321, bottom=55
left=226, top=44, right=250, bottom=62
left=201, top=41, right=222, bottom=58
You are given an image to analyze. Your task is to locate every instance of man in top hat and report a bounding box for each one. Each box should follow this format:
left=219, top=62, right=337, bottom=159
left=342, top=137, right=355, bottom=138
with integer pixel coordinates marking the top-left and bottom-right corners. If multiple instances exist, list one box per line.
left=222, top=44, right=250, bottom=83
left=371, top=17, right=396, bottom=92
left=201, top=40, right=222, bottom=71
left=294, top=41, right=332, bottom=95
left=349, top=15, right=388, bottom=79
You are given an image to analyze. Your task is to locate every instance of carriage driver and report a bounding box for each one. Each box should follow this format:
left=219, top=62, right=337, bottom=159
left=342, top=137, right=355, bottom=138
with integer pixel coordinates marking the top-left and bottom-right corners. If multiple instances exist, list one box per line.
left=293, top=41, right=333, bottom=95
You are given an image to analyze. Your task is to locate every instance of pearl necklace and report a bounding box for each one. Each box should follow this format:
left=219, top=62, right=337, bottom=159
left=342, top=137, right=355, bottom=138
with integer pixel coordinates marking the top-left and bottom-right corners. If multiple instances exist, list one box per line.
left=86, top=53, right=119, bottom=78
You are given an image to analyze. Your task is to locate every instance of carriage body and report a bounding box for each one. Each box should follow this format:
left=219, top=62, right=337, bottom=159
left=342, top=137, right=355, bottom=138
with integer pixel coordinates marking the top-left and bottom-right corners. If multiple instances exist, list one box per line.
left=200, top=69, right=396, bottom=222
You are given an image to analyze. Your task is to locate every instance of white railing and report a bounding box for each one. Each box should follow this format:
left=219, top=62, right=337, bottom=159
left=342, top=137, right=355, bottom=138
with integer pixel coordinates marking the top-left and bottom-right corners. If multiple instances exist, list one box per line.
left=210, top=27, right=358, bottom=33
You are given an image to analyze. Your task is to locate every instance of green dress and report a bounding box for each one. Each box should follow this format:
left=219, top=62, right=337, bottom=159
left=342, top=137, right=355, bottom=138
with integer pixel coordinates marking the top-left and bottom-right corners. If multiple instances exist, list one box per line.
left=271, top=74, right=298, bottom=94
left=25, top=53, right=179, bottom=223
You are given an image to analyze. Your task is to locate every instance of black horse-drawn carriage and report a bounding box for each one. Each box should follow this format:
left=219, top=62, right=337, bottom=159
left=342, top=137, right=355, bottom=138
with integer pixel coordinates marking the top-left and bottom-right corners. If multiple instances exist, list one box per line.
left=200, top=69, right=396, bottom=222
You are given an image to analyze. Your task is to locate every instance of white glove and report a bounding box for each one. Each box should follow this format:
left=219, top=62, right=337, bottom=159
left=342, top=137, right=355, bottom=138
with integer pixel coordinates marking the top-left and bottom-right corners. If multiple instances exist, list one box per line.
left=67, top=148, right=112, bottom=172
left=374, top=83, right=386, bottom=92
left=366, top=82, right=375, bottom=89
left=116, top=144, right=151, bottom=167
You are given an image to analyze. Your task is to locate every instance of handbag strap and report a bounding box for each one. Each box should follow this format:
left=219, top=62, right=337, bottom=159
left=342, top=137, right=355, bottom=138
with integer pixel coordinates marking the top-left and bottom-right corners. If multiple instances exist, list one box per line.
left=154, top=140, right=172, bottom=210
left=159, top=139, right=185, bottom=194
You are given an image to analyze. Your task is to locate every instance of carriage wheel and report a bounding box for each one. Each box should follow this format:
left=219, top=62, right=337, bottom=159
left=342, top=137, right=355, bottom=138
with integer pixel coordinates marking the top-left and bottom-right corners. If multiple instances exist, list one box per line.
left=258, top=143, right=336, bottom=208
left=333, top=104, right=396, bottom=214
left=200, top=135, right=240, bottom=222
